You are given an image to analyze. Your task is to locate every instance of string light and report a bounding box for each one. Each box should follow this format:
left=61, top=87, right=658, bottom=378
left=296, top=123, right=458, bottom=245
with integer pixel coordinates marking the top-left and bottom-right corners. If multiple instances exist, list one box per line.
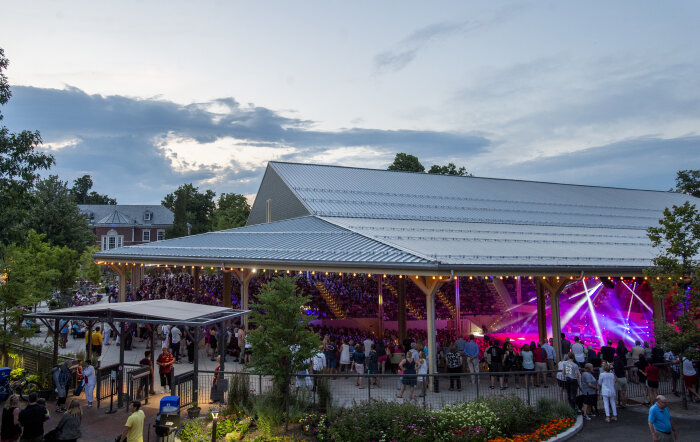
left=469, top=276, right=473, bottom=280
left=353, top=273, right=357, bottom=277
left=398, top=275, right=403, bottom=278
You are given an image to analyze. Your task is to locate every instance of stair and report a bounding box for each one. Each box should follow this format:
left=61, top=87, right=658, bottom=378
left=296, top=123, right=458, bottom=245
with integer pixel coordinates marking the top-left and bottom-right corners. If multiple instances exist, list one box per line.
left=384, top=283, right=425, bottom=320
left=314, top=282, right=346, bottom=319
left=436, top=290, right=457, bottom=318
left=486, top=281, right=507, bottom=313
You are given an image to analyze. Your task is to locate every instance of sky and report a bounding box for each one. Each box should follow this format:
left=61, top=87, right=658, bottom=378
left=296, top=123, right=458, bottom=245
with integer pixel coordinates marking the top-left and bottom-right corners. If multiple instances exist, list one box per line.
left=1, top=0, right=699, bottom=204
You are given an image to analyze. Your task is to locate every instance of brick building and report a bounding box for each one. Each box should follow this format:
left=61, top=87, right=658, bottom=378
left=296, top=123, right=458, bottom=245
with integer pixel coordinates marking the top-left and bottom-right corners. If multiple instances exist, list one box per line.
left=78, top=205, right=175, bottom=250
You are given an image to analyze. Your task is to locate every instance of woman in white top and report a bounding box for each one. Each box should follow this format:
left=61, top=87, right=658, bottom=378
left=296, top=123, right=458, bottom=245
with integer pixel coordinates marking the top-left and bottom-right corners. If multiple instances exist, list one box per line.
left=598, top=362, right=618, bottom=422
left=521, top=344, right=535, bottom=389
left=82, top=360, right=96, bottom=408
left=682, top=356, right=700, bottom=402
left=417, top=351, right=428, bottom=398
left=339, top=339, right=351, bottom=373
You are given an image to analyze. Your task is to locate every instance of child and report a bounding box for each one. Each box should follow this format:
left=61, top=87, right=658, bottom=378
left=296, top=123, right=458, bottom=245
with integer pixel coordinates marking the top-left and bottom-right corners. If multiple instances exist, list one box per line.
left=417, top=351, right=428, bottom=398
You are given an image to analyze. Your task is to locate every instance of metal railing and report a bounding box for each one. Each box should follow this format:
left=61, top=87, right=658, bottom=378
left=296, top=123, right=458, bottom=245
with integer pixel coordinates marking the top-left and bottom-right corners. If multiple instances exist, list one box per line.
left=95, top=363, right=142, bottom=408
left=4, top=343, right=71, bottom=377
left=126, top=366, right=151, bottom=408
left=172, top=371, right=195, bottom=407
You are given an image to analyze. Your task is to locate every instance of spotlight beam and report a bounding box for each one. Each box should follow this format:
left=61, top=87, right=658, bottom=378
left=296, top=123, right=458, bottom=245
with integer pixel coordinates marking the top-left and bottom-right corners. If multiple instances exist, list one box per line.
left=582, top=280, right=605, bottom=346
left=561, top=283, right=602, bottom=326
left=620, top=281, right=652, bottom=313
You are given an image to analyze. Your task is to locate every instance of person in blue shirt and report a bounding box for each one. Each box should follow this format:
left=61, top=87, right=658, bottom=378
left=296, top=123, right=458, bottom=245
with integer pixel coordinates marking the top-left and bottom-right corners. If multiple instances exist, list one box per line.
left=648, top=395, right=677, bottom=442
left=464, top=335, right=480, bottom=383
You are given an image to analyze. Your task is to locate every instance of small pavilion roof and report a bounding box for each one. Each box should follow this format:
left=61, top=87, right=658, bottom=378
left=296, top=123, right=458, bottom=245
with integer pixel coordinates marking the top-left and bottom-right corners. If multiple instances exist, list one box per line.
left=24, top=300, right=249, bottom=326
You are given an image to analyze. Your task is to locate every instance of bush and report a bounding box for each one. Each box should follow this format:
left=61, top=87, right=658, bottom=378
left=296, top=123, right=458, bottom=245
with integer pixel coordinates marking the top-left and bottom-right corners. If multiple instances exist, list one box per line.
left=328, top=400, right=441, bottom=442
left=482, top=394, right=533, bottom=435
left=534, top=398, right=576, bottom=423
left=178, top=418, right=209, bottom=442
left=433, top=400, right=501, bottom=441
left=316, top=376, right=332, bottom=412
left=252, top=392, right=285, bottom=438
left=226, top=373, right=252, bottom=415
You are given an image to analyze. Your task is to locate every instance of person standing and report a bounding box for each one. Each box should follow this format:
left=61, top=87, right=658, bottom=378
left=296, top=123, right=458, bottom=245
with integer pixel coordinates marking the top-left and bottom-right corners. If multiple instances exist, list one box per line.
left=597, top=363, right=618, bottom=423
left=446, top=344, right=462, bottom=391
left=52, top=362, right=70, bottom=413
left=664, top=349, right=680, bottom=397
left=119, top=401, right=145, bottom=442
left=681, top=354, right=700, bottom=402
left=543, top=339, right=557, bottom=384
left=54, top=399, right=82, bottom=442
left=169, top=325, right=181, bottom=363
left=157, top=347, right=175, bottom=394
left=464, top=334, right=480, bottom=384
left=560, top=333, right=571, bottom=357
left=613, top=354, right=628, bottom=408
left=571, top=336, right=585, bottom=367
left=139, top=351, right=154, bottom=396
left=562, top=352, right=581, bottom=411
left=363, top=336, right=373, bottom=358
left=2, top=395, right=21, bottom=442
left=648, top=395, right=677, bottom=442
left=82, top=360, right=96, bottom=408
left=18, top=392, right=47, bottom=442
left=580, top=363, right=597, bottom=420
left=91, top=327, right=103, bottom=356
left=600, top=340, right=616, bottom=364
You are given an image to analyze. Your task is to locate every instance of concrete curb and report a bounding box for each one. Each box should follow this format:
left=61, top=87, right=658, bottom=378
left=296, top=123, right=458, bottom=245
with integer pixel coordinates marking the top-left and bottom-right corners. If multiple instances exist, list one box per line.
left=546, top=415, right=583, bottom=442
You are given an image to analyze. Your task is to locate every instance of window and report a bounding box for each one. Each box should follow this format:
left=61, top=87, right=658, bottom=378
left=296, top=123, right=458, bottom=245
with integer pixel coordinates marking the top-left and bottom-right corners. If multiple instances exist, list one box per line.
left=144, top=210, right=152, bottom=221
left=157, top=230, right=165, bottom=241
left=142, top=230, right=151, bottom=242
left=101, top=234, right=123, bottom=250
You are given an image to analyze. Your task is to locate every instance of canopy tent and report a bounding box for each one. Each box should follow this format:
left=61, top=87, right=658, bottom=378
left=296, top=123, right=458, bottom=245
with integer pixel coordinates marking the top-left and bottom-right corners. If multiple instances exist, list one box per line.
left=25, top=300, right=249, bottom=406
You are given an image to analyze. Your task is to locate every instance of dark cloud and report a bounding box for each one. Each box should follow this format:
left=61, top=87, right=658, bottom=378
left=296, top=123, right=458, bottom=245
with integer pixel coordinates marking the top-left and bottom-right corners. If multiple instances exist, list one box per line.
left=2, top=85, right=489, bottom=203
left=494, top=135, right=700, bottom=191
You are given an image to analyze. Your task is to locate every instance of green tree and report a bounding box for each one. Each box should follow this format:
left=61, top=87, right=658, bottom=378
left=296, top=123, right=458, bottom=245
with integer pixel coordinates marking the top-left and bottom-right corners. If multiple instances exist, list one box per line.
left=247, top=276, right=321, bottom=398
left=0, top=48, right=54, bottom=248
left=646, top=201, right=700, bottom=357
left=428, top=162, right=471, bottom=176
left=77, top=246, right=102, bottom=284
left=674, top=169, right=700, bottom=198
left=387, top=153, right=425, bottom=172
left=26, top=175, right=95, bottom=254
left=162, top=183, right=216, bottom=236
left=212, top=193, right=251, bottom=231
left=0, top=231, right=78, bottom=346
left=70, top=174, right=116, bottom=205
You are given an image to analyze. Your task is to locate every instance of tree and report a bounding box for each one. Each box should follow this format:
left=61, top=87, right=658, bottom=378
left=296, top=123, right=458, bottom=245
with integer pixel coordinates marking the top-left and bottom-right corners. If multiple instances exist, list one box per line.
left=70, top=174, right=116, bottom=205
left=212, top=193, right=251, bottom=231
left=27, top=176, right=95, bottom=254
left=77, top=246, right=102, bottom=284
left=0, top=231, right=78, bottom=346
left=0, top=48, right=54, bottom=248
left=646, top=201, right=700, bottom=357
left=247, top=276, right=321, bottom=400
left=162, top=183, right=216, bottom=236
left=428, top=162, right=471, bottom=176
left=674, top=169, right=700, bottom=198
left=387, top=153, right=425, bottom=172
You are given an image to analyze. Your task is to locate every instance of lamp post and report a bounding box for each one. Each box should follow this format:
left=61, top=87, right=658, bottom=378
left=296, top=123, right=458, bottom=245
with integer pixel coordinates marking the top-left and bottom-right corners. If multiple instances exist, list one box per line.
left=211, top=408, right=220, bottom=442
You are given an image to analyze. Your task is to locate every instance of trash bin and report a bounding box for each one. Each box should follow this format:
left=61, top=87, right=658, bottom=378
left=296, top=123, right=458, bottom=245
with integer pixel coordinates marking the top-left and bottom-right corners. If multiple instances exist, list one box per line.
left=156, top=397, right=180, bottom=442
left=159, top=396, right=180, bottom=414
left=0, top=367, right=11, bottom=401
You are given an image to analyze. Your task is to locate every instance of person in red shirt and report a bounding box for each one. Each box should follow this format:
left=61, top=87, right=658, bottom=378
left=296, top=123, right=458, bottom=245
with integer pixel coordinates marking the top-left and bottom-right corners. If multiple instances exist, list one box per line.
left=156, top=347, right=175, bottom=394
left=644, top=363, right=660, bottom=405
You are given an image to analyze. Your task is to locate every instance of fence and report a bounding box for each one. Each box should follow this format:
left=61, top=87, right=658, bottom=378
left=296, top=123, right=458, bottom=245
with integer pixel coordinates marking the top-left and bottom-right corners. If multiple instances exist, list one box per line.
left=172, top=371, right=195, bottom=408
left=95, top=363, right=142, bottom=409
left=126, top=366, right=151, bottom=407
left=3, top=343, right=71, bottom=377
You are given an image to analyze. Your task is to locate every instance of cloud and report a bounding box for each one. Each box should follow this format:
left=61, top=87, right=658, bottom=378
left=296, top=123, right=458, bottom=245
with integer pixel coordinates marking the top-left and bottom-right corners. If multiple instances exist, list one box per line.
left=2, top=85, right=489, bottom=203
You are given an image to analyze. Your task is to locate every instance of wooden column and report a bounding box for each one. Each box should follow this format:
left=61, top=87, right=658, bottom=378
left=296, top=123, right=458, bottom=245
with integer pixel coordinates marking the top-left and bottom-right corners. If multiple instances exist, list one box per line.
left=193, top=267, right=200, bottom=297
left=232, top=269, right=255, bottom=331
left=377, top=274, right=384, bottom=337
left=535, top=280, right=547, bottom=344
left=411, top=276, right=445, bottom=392
left=108, top=264, right=128, bottom=302
left=454, top=276, right=461, bottom=334
left=540, top=278, right=570, bottom=363
left=193, top=327, right=200, bottom=405
left=398, top=277, right=407, bottom=343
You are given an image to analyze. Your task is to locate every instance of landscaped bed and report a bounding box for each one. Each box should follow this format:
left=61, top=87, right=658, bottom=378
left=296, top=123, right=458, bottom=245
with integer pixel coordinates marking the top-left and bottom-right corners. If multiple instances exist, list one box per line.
left=176, top=394, right=575, bottom=441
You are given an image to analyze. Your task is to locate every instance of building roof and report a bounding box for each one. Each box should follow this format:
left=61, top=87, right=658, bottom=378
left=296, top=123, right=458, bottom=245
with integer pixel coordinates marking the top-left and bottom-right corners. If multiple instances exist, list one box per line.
left=94, top=162, right=699, bottom=275
left=24, top=299, right=248, bottom=326
left=79, top=204, right=174, bottom=227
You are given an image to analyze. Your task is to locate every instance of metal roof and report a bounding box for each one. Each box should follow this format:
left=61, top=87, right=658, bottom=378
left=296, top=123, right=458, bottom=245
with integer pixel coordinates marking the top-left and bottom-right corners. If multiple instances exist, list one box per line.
left=79, top=204, right=174, bottom=227
left=24, top=300, right=248, bottom=326
left=269, top=162, right=694, bottom=229
left=94, top=216, right=430, bottom=268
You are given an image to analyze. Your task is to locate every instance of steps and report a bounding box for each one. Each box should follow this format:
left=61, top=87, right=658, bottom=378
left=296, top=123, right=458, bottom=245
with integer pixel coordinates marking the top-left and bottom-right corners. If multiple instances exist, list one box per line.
left=314, top=282, right=346, bottom=319
left=486, top=281, right=507, bottom=313
left=436, top=290, right=457, bottom=318
left=384, top=283, right=425, bottom=320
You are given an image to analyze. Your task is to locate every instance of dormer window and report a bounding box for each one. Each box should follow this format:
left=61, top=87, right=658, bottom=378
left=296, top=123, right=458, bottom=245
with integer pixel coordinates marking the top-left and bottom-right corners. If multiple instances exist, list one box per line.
left=144, top=210, right=152, bottom=221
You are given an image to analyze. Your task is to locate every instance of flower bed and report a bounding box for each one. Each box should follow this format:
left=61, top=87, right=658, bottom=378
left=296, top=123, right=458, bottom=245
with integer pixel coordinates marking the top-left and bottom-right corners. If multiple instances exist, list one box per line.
left=488, top=418, right=576, bottom=442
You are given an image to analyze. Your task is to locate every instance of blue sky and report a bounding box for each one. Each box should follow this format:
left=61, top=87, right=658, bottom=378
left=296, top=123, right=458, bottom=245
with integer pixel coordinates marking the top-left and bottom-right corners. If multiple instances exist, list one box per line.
left=1, top=1, right=699, bottom=203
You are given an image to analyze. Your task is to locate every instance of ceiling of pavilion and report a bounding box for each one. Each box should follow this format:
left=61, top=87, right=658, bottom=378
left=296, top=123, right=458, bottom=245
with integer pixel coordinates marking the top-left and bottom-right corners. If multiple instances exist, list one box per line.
left=94, top=161, right=699, bottom=274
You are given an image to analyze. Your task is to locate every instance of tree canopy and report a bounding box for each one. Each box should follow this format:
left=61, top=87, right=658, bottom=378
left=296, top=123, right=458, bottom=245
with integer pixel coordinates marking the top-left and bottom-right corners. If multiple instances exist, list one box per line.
left=70, top=174, right=117, bottom=205
left=162, top=183, right=216, bottom=237
left=387, top=153, right=425, bottom=172
left=674, top=169, right=700, bottom=198
left=212, top=193, right=251, bottom=231
left=27, top=175, right=95, bottom=254
left=0, top=48, right=54, bottom=248
left=428, top=162, right=471, bottom=176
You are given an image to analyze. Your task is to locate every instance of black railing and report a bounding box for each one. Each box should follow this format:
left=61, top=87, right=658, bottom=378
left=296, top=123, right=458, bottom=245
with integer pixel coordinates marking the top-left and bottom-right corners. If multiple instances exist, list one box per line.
left=126, top=366, right=151, bottom=408
left=173, top=371, right=195, bottom=408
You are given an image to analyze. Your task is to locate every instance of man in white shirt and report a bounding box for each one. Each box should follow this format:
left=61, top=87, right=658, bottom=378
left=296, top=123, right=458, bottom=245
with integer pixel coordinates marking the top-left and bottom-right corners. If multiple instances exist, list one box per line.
left=170, top=326, right=182, bottom=363
left=571, top=336, right=586, bottom=367
left=363, top=337, right=373, bottom=357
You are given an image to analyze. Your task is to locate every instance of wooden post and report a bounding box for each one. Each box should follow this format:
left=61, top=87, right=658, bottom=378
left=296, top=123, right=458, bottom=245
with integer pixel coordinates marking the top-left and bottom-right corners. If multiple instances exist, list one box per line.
left=108, top=264, right=128, bottom=302
left=411, top=276, right=445, bottom=392
left=398, top=277, right=407, bottom=343
left=377, top=274, right=384, bottom=337
left=536, top=280, right=547, bottom=344
left=232, top=269, right=254, bottom=331
left=222, top=270, right=232, bottom=307
left=193, top=267, right=200, bottom=297
left=454, top=276, right=461, bottom=334
left=540, top=278, right=570, bottom=363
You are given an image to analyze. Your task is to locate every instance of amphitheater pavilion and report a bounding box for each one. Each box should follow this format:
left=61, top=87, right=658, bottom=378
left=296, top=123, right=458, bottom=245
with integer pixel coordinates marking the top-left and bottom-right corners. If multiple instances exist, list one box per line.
left=93, top=161, right=699, bottom=382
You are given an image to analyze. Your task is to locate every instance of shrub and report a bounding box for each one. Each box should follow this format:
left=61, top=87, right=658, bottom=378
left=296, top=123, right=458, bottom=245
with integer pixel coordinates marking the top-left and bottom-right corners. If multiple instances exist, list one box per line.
left=252, top=392, right=285, bottom=437
left=534, top=398, right=575, bottom=423
left=226, top=373, right=252, bottom=415
left=433, top=400, right=501, bottom=441
left=482, top=395, right=533, bottom=435
left=316, top=376, right=332, bottom=412
left=177, top=418, right=209, bottom=442
left=328, top=400, right=441, bottom=441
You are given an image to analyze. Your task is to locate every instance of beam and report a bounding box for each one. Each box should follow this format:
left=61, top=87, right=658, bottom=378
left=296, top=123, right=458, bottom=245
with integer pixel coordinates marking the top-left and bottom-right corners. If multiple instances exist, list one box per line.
left=535, top=280, right=547, bottom=344
left=193, top=267, right=200, bottom=297
left=398, top=277, right=407, bottom=343
left=108, top=264, right=128, bottom=302
left=540, top=277, right=571, bottom=363
left=455, top=276, right=461, bottom=335
left=232, top=269, right=255, bottom=331
left=411, top=276, right=445, bottom=392
left=377, top=274, right=384, bottom=337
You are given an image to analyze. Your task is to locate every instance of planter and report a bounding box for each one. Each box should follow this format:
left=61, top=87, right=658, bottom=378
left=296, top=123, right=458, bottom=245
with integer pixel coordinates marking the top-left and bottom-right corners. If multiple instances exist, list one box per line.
left=187, top=406, right=201, bottom=419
